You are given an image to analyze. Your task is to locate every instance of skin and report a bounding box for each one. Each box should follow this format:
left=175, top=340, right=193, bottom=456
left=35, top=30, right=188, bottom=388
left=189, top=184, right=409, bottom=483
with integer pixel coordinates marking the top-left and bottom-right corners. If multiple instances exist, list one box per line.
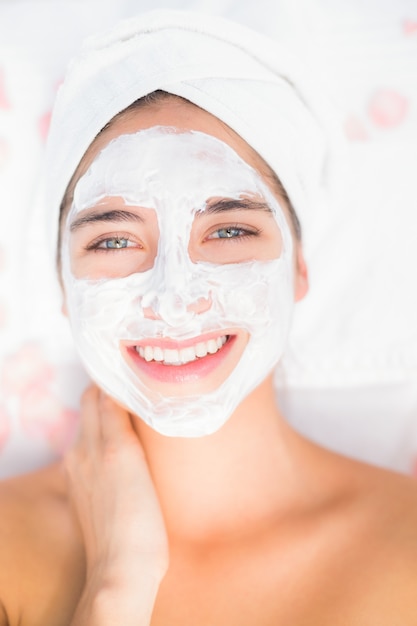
left=1, top=99, right=417, bottom=625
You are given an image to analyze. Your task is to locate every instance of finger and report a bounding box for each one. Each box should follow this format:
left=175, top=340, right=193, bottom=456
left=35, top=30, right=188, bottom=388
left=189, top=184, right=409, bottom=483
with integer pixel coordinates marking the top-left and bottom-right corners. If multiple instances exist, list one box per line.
left=98, top=391, right=140, bottom=448
left=76, top=383, right=101, bottom=448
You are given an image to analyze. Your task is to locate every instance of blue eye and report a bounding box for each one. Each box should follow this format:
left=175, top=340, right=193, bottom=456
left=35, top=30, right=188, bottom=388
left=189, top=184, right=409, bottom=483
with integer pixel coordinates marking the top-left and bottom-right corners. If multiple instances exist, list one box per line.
left=211, top=227, right=246, bottom=239
left=86, top=236, right=138, bottom=252
left=102, top=237, right=129, bottom=249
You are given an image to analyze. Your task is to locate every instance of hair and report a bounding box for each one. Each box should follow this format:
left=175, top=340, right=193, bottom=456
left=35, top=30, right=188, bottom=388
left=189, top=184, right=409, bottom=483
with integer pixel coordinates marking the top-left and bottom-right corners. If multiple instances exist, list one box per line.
left=57, top=89, right=301, bottom=263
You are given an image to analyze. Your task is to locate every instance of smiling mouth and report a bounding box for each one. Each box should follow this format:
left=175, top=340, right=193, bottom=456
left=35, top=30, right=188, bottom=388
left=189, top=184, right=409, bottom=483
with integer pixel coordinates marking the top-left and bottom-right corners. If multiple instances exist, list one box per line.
left=135, top=335, right=229, bottom=366
left=122, top=332, right=242, bottom=391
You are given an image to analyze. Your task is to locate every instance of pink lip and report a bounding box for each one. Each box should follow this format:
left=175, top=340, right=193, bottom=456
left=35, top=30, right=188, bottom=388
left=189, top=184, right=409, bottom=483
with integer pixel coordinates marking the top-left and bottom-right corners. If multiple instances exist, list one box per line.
left=122, top=335, right=236, bottom=385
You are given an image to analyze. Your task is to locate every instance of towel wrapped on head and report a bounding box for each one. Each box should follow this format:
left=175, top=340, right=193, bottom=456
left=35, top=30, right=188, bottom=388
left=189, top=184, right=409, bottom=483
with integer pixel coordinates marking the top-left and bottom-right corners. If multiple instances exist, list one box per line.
left=46, top=9, right=342, bottom=258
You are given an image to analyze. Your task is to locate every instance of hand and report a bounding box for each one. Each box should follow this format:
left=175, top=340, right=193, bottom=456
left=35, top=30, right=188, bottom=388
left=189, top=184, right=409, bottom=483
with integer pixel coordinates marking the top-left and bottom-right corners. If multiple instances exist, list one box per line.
left=64, top=385, right=169, bottom=589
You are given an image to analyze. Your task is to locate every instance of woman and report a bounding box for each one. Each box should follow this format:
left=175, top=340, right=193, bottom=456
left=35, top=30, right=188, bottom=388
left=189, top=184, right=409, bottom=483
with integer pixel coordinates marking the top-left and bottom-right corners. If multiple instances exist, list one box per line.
left=1, top=10, right=417, bottom=626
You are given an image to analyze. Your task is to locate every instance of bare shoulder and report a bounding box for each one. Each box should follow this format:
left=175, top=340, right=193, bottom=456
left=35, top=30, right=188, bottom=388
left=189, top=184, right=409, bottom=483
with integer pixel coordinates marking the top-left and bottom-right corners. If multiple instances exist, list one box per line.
left=343, top=455, right=417, bottom=544
left=327, top=454, right=417, bottom=623
left=0, top=464, right=85, bottom=626
left=0, top=462, right=71, bottom=552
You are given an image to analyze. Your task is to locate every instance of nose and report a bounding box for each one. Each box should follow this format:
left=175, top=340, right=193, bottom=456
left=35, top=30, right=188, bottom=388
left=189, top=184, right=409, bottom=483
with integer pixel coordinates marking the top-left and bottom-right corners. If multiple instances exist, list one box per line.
left=142, top=292, right=212, bottom=321
left=142, top=240, right=212, bottom=325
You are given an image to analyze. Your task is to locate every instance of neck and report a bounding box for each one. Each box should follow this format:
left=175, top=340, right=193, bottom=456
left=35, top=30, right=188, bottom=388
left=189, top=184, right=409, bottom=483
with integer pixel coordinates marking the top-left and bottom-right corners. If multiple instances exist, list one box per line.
left=133, top=375, right=308, bottom=544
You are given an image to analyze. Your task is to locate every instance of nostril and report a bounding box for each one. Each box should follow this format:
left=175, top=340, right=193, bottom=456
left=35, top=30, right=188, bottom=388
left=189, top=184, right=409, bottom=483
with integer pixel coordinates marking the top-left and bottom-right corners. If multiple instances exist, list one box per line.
left=142, top=306, right=161, bottom=320
left=186, top=294, right=212, bottom=314
left=141, top=290, right=185, bottom=321
left=141, top=291, right=211, bottom=325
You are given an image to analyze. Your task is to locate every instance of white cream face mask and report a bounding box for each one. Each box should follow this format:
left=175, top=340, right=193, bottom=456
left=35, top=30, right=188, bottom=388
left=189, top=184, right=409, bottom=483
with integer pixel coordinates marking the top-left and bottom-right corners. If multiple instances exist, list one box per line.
left=62, top=127, right=295, bottom=437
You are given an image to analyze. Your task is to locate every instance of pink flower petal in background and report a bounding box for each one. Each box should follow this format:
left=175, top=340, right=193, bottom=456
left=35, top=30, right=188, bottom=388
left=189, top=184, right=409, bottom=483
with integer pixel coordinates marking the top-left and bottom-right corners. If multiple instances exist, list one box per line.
left=20, top=385, right=78, bottom=454
left=0, top=136, right=11, bottom=171
left=38, top=110, right=52, bottom=142
left=368, top=89, right=409, bottom=128
left=1, top=343, right=54, bottom=396
left=38, top=78, right=63, bottom=142
left=344, top=114, right=369, bottom=141
left=0, top=68, right=11, bottom=109
left=0, top=405, right=10, bottom=452
left=403, top=19, right=417, bottom=36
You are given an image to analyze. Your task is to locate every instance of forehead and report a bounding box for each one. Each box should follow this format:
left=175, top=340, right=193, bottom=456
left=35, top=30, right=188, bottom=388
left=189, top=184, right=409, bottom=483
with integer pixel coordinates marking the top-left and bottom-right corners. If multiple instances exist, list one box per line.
left=74, top=98, right=276, bottom=193
left=73, top=127, right=272, bottom=216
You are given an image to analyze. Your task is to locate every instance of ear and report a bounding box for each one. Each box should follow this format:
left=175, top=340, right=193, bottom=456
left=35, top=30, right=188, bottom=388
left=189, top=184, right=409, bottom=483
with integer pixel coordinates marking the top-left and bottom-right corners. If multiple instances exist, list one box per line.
left=294, top=246, right=309, bottom=302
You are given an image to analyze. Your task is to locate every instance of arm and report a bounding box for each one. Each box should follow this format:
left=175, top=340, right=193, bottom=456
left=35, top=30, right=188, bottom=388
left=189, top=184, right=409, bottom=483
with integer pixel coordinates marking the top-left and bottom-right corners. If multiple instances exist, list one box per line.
left=66, top=386, right=168, bottom=626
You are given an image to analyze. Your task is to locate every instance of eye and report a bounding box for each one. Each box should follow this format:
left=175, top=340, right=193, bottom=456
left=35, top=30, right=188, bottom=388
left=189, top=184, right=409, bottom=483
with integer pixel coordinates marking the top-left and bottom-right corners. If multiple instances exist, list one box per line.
left=86, top=235, right=141, bottom=252
left=206, top=225, right=260, bottom=241
left=100, top=237, right=130, bottom=249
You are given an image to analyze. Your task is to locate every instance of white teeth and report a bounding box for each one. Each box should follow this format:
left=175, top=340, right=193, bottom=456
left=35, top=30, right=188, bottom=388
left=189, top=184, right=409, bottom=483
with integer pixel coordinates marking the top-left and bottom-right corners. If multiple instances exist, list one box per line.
left=164, top=348, right=179, bottom=364
left=195, top=342, right=208, bottom=358
left=135, top=335, right=229, bottom=365
left=207, top=339, right=218, bottom=354
left=153, top=346, right=164, bottom=362
left=180, top=346, right=197, bottom=363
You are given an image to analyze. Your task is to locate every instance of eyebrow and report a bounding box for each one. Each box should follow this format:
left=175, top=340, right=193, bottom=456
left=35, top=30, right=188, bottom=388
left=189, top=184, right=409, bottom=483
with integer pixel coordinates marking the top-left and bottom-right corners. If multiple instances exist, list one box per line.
left=199, top=198, right=273, bottom=215
left=69, top=209, right=145, bottom=232
left=69, top=197, right=273, bottom=232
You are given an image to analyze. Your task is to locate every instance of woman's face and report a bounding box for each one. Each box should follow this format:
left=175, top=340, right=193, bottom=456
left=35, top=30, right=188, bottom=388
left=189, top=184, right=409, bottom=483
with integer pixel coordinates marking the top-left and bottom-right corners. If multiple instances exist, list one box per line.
left=60, top=98, right=308, bottom=437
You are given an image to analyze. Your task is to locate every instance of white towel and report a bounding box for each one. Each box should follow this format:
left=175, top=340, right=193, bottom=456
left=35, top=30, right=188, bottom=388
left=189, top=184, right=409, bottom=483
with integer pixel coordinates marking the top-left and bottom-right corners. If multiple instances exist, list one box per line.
left=45, top=9, right=344, bottom=258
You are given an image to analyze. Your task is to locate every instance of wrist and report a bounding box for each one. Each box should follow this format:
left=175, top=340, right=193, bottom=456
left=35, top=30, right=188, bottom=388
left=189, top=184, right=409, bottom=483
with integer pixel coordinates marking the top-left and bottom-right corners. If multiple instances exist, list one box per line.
left=86, top=554, right=167, bottom=601
left=75, top=566, right=164, bottom=626
left=87, top=551, right=168, bottom=586
left=90, top=584, right=157, bottom=624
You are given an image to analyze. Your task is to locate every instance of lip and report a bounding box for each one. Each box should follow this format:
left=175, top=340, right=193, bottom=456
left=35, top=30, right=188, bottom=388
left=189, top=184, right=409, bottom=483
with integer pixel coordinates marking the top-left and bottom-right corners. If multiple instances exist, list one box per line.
left=121, top=330, right=243, bottom=389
